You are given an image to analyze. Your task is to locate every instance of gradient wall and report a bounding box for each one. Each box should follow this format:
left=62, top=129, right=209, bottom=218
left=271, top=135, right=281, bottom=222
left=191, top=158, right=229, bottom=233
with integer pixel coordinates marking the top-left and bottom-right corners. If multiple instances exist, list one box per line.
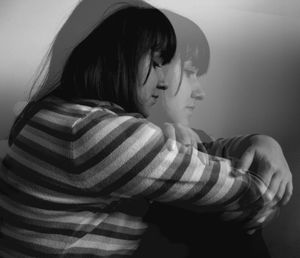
left=0, top=1, right=299, bottom=257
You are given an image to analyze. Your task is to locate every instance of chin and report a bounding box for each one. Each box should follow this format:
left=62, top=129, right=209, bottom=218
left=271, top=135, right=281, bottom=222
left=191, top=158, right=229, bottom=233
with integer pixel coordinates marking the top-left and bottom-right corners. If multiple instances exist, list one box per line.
left=140, top=109, right=149, bottom=118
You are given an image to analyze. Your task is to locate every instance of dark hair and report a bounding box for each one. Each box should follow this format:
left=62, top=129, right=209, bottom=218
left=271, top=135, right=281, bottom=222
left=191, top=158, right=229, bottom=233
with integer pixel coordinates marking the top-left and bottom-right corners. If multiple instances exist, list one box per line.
left=52, top=5, right=176, bottom=112
left=9, top=4, right=176, bottom=145
left=162, top=10, right=210, bottom=95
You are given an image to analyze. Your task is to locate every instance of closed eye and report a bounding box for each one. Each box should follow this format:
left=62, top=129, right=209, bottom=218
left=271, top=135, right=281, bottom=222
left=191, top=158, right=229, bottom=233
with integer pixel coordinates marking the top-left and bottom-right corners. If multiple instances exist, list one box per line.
left=184, top=69, right=198, bottom=77
left=153, top=61, right=162, bottom=68
left=152, top=52, right=163, bottom=69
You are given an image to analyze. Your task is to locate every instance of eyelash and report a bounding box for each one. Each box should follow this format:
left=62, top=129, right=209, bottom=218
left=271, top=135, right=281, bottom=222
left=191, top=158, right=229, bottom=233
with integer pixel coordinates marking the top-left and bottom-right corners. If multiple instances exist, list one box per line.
left=153, top=61, right=162, bottom=68
left=185, top=69, right=197, bottom=76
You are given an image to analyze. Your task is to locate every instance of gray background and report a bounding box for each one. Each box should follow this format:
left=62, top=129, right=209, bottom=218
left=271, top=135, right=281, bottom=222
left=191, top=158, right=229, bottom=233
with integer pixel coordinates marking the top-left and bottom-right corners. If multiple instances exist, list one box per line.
left=0, top=1, right=299, bottom=257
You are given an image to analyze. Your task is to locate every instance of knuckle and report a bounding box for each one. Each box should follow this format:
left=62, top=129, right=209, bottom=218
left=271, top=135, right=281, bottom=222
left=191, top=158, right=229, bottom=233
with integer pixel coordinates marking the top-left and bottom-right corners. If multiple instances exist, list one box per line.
left=277, top=191, right=284, bottom=200
left=288, top=186, right=293, bottom=196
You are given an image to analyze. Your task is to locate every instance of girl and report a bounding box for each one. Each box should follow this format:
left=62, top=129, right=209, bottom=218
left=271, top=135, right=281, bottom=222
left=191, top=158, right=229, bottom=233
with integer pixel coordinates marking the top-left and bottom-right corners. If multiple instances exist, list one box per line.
left=144, top=10, right=278, bottom=258
left=0, top=3, right=291, bottom=257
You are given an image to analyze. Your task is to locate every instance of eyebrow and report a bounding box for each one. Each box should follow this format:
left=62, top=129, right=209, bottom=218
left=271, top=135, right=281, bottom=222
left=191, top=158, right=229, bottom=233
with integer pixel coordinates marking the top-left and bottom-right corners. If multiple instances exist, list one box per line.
left=184, top=61, right=198, bottom=72
left=184, top=65, right=198, bottom=71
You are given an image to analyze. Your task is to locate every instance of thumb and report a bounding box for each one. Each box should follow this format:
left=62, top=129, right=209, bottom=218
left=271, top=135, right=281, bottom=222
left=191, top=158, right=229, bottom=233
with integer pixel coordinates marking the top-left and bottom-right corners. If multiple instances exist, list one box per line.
left=235, top=147, right=255, bottom=173
left=163, top=123, right=176, bottom=151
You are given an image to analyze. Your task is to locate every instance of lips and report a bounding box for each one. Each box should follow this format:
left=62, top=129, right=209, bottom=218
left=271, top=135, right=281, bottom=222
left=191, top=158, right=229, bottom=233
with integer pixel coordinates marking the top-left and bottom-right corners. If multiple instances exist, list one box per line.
left=186, top=106, right=195, bottom=110
left=156, top=85, right=168, bottom=90
left=150, top=95, right=159, bottom=105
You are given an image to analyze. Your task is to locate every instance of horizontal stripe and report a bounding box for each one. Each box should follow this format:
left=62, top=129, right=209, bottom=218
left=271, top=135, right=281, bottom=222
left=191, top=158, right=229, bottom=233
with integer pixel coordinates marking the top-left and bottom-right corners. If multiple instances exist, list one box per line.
left=0, top=96, right=274, bottom=257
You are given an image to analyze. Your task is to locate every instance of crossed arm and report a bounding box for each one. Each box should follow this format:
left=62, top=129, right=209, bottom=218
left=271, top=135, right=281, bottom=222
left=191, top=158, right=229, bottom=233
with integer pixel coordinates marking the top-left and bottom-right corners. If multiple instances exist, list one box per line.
left=73, top=111, right=292, bottom=230
left=134, top=122, right=291, bottom=230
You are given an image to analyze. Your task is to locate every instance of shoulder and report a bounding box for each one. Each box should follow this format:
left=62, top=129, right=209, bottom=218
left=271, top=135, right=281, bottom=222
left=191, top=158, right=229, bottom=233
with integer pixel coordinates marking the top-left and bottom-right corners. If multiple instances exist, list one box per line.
left=32, top=96, right=162, bottom=140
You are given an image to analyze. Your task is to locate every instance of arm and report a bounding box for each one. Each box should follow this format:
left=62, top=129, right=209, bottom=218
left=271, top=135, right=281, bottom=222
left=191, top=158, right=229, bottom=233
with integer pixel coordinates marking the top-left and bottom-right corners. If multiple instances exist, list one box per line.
left=194, top=130, right=292, bottom=207
left=189, top=128, right=292, bottom=231
left=76, top=111, right=274, bottom=229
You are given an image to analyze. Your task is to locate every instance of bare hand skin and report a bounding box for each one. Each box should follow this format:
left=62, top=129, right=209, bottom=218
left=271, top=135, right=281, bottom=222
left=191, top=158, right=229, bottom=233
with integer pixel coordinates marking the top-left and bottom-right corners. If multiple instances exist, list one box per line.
left=162, top=122, right=200, bottom=151
left=162, top=124, right=293, bottom=233
left=235, top=135, right=293, bottom=207
left=163, top=126, right=293, bottom=208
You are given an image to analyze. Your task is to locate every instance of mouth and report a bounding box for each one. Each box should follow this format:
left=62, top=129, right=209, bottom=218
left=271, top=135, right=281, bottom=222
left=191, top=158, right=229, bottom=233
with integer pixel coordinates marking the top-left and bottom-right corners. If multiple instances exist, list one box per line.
left=156, top=85, right=168, bottom=91
left=186, top=106, right=195, bottom=110
left=151, top=95, right=159, bottom=105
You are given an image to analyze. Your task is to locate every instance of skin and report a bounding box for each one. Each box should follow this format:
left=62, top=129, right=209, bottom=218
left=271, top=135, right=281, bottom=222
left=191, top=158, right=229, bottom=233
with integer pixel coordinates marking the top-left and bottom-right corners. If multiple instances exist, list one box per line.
left=163, top=54, right=205, bottom=126
left=161, top=49, right=292, bottom=212
left=137, top=52, right=166, bottom=117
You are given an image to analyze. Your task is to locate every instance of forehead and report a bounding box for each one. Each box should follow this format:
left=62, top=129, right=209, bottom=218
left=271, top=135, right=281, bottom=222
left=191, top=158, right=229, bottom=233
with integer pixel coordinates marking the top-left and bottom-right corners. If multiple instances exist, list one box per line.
left=180, top=45, right=209, bottom=75
left=182, top=46, right=200, bottom=63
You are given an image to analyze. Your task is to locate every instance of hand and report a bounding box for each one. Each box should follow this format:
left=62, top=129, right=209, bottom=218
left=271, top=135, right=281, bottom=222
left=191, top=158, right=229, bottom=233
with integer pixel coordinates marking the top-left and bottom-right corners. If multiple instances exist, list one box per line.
left=235, top=135, right=293, bottom=207
left=244, top=206, right=280, bottom=234
left=162, top=122, right=200, bottom=151
left=221, top=206, right=279, bottom=234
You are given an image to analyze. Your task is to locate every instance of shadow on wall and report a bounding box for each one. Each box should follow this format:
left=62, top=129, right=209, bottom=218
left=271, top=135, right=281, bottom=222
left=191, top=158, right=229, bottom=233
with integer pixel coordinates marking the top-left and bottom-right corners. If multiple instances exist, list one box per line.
left=32, top=0, right=147, bottom=99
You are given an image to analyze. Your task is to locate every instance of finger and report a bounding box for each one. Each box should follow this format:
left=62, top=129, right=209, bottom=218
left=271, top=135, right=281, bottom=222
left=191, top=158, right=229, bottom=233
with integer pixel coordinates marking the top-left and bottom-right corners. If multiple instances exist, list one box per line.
left=163, top=123, right=176, bottom=151
left=250, top=210, right=276, bottom=230
left=184, top=128, right=196, bottom=150
left=190, top=128, right=201, bottom=148
left=244, top=218, right=261, bottom=232
left=176, top=124, right=191, bottom=146
left=281, top=181, right=293, bottom=206
left=246, top=229, right=257, bottom=235
left=163, top=123, right=175, bottom=140
left=245, top=207, right=277, bottom=232
left=255, top=162, right=274, bottom=188
left=266, top=172, right=281, bottom=203
left=191, top=135, right=198, bottom=149
left=192, top=129, right=201, bottom=143
left=275, top=181, right=286, bottom=206
left=235, top=147, right=255, bottom=172
left=244, top=216, right=262, bottom=233
left=189, top=130, right=198, bottom=149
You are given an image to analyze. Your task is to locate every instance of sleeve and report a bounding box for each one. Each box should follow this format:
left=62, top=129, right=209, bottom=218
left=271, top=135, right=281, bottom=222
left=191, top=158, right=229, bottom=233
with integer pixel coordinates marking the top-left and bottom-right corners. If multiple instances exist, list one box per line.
left=192, top=129, right=278, bottom=229
left=187, top=128, right=260, bottom=166
left=76, top=112, right=274, bottom=228
left=193, top=129, right=261, bottom=172
left=199, top=133, right=258, bottom=161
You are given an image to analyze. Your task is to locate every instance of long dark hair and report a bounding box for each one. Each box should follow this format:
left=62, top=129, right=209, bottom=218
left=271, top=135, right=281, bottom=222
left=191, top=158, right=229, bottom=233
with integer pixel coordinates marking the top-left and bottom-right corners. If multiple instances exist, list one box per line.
left=53, top=5, right=176, bottom=111
left=9, top=4, right=176, bottom=145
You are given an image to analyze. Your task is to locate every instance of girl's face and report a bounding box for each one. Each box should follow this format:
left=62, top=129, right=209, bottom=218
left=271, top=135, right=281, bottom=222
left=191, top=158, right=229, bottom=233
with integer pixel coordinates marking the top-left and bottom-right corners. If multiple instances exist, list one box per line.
left=163, top=54, right=205, bottom=126
left=137, top=52, right=167, bottom=117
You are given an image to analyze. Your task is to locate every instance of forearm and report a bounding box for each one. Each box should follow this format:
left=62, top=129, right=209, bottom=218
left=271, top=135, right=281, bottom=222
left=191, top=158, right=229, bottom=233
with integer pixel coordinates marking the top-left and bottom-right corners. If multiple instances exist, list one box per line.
left=113, top=141, right=274, bottom=225
left=80, top=115, right=275, bottom=227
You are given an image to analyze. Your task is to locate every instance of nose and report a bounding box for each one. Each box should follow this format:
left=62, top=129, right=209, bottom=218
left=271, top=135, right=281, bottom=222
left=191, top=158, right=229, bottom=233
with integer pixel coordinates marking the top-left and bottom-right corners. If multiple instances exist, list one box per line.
left=191, top=78, right=205, bottom=100
left=156, top=66, right=168, bottom=88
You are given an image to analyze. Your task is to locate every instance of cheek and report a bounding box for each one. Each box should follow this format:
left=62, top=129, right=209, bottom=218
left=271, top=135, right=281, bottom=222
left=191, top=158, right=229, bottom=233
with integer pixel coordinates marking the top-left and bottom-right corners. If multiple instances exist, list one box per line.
left=177, top=78, right=192, bottom=105
left=165, top=94, right=178, bottom=109
left=165, top=59, right=182, bottom=95
left=142, top=71, right=157, bottom=97
left=147, top=72, right=158, bottom=95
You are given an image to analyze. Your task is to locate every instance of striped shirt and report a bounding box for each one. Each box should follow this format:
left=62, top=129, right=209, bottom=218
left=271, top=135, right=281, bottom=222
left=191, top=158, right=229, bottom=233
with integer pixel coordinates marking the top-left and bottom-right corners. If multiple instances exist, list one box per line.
left=0, top=96, right=275, bottom=257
